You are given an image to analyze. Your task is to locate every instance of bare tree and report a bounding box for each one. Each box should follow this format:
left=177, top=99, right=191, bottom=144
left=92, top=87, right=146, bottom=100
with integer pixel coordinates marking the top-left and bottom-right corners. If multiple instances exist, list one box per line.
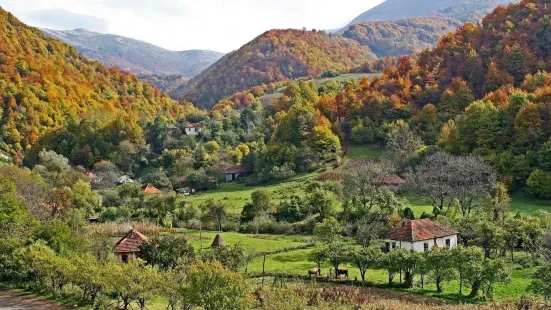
left=343, top=159, right=394, bottom=213
left=452, top=155, right=496, bottom=216
left=406, top=152, right=455, bottom=214
left=356, top=211, right=388, bottom=248
left=408, top=152, right=496, bottom=216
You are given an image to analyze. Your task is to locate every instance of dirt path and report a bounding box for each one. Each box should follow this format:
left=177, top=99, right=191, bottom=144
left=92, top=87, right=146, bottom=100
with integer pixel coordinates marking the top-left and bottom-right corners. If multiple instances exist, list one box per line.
left=0, top=286, right=72, bottom=310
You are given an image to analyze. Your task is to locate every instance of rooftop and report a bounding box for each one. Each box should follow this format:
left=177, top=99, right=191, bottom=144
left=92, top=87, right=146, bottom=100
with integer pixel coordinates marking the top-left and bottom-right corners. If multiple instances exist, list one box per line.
left=387, top=219, right=457, bottom=242
left=225, top=165, right=246, bottom=174
left=141, top=184, right=161, bottom=195
left=114, top=229, right=150, bottom=253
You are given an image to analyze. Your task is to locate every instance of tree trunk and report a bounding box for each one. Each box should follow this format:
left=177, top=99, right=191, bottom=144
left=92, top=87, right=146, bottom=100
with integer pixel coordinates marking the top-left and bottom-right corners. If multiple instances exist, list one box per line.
left=468, top=281, right=481, bottom=298
left=459, top=274, right=463, bottom=295
left=436, top=276, right=442, bottom=293
left=361, top=270, right=366, bottom=282
left=405, top=271, right=413, bottom=288
left=388, top=272, right=394, bottom=284
left=421, top=274, right=424, bottom=289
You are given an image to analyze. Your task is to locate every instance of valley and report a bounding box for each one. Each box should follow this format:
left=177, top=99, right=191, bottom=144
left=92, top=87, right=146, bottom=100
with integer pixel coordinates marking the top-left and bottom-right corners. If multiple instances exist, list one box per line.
left=1, top=0, right=551, bottom=309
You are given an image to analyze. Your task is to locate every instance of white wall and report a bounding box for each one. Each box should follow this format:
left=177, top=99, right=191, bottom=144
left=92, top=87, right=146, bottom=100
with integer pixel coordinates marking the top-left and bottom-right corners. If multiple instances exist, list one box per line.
left=385, top=234, right=458, bottom=252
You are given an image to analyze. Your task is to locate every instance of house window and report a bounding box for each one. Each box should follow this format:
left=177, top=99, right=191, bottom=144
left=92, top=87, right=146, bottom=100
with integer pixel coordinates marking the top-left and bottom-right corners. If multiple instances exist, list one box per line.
left=391, top=242, right=397, bottom=249
left=122, top=254, right=129, bottom=264
left=424, top=242, right=429, bottom=252
left=445, top=239, right=451, bottom=247
left=385, top=242, right=390, bottom=252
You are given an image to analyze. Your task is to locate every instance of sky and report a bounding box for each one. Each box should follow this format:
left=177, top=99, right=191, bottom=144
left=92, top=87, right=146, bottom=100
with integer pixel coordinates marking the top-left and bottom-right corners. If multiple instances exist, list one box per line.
left=0, top=0, right=385, bottom=53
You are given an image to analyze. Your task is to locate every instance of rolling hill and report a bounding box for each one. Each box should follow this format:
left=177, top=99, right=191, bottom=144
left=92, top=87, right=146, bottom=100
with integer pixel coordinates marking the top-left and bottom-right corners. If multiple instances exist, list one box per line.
left=0, top=8, right=185, bottom=154
left=41, top=28, right=224, bottom=77
left=183, top=29, right=376, bottom=108
left=346, top=0, right=516, bottom=26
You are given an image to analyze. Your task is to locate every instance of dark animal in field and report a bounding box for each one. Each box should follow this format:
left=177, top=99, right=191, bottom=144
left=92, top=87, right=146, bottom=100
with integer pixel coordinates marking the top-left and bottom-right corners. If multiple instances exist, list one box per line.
left=337, top=268, right=349, bottom=278
left=308, top=268, right=321, bottom=276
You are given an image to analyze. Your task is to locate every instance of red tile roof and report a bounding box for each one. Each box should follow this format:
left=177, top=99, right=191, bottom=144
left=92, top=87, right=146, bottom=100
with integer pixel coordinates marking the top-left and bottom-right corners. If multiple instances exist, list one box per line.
left=377, top=175, right=406, bottom=185
left=187, top=123, right=199, bottom=128
left=141, top=184, right=161, bottom=195
left=387, top=219, right=457, bottom=242
left=225, top=165, right=246, bottom=174
left=114, top=229, right=150, bottom=253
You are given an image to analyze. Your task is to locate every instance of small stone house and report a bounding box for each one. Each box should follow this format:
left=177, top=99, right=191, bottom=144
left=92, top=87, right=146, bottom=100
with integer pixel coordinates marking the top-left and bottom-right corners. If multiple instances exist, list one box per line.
left=113, top=229, right=150, bottom=264
left=185, top=123, right=202, bottom=135
left=385, top=219, right=458, bottom=253
left=224, top=165, right=245, bottom=182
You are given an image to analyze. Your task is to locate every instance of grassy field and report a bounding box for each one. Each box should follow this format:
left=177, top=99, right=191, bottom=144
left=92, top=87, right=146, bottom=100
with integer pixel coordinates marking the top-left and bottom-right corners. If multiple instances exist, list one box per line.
left=261, top=73, right=380, bottom=102
left=169, top=229, right=536, bottom=302
left=187, top=172, right=319, bottom=213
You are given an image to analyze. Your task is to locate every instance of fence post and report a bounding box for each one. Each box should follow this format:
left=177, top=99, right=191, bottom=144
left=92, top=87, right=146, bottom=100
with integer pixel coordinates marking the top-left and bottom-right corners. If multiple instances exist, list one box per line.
left=261, top=254, right=266, bottom=286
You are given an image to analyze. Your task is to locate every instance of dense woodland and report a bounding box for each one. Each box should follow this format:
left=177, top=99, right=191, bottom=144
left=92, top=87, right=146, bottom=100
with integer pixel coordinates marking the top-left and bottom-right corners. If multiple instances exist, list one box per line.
left=343, top=17, right=464, bottom=58
left=183, top=29, right=376, bottom=108
left=0, top=9, right=186, bottom=155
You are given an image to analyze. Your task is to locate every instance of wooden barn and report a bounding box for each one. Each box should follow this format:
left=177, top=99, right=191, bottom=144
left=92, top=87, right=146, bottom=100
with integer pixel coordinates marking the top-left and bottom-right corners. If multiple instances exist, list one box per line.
left=113, top=229, right=150, bottom=264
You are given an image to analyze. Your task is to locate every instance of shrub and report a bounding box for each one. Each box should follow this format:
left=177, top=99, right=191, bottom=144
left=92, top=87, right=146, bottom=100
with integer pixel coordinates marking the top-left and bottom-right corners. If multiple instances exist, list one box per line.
left=526, top=169, right=551, bottom=199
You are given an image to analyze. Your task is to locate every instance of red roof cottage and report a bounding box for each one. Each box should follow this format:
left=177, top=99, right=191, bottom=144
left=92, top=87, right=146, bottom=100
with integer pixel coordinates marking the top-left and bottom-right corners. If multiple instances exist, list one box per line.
left=385, top=219, right=458, bottom=252
left=141, top=184, right=161, bottom=195
left=113, top=229, right=150, bottom=264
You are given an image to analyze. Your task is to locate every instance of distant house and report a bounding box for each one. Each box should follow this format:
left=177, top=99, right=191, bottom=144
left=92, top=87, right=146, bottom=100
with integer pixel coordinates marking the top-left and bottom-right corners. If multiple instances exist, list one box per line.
left=116, top=175, right=134, bottom=185
left=176, top=187, right=195, bottom=195
left=224, top=165, right=245, bottom=182
left=113, top=229, right=150, bottom=264
left=185, top=123, right=202, bottom=135
left=376, top=175, right=406, bottom=187
left=141, top=184, right=161, bottom=195
left=385, top=219, right=458, bottom=253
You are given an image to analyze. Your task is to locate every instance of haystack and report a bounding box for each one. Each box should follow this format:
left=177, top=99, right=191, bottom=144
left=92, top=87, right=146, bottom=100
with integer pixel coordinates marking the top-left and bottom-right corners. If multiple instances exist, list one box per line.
left=211, top=234, right=225, bottom=248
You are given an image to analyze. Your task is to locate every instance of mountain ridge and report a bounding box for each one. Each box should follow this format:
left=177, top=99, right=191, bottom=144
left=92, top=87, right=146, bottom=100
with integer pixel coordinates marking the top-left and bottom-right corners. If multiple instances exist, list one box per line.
left=41, top=28, right=224, bottom=77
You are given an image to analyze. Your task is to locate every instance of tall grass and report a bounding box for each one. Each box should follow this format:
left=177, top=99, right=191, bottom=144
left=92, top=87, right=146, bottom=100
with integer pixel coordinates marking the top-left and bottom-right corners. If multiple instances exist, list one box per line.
left=86, top=221, right=172, bottom=236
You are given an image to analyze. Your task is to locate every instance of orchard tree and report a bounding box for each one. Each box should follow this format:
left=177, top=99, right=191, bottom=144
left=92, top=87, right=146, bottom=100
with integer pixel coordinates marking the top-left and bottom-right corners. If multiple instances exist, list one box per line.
left=325, top=242, right=347, bottom=278
left=426, top=247, right=455, bottom=293
left=187, top=261, right=252, bottom=310
left=529, top=264, right=551, bottom=300
left=451, top=246, right=484, bottom=295
left=307, top=245, right=327, bottom=274
left=465, top=257, right=510, bottom=298
left=348, top=246, right=382, bottom=282
left=202, top=199, right=228, bottom=231
left=139, top=235, right=195, bottom=270
left=313, top=217, right=341, bottom=244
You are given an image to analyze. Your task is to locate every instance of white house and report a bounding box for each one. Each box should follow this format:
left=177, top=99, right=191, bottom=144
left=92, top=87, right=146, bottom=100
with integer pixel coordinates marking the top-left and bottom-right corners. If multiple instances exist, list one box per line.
left=116, top=175, right=134, bottom=185
left=185, top=123, right=202, bottom=135
left=385, top=218, right=458, bottom=253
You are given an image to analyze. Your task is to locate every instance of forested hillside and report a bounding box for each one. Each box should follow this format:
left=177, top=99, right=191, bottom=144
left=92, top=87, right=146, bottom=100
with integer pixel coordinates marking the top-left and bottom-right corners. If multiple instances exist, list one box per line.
left=341, top=0, right=516, bottom=58
left=42, top=28, right=224, bottom=77
left=183, top=29, right=376, bottom=108
left=0, top=8, right=186, bottom=155
left=343, top=16, right=463, bottom=57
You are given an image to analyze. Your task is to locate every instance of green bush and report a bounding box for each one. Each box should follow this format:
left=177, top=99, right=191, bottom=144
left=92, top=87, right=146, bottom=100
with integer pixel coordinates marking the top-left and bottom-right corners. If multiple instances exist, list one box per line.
left=526, top=169, right=551, bottom=199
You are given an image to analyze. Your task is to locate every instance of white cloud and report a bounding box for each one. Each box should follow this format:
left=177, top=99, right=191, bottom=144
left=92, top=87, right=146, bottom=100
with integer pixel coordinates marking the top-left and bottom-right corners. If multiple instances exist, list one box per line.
left=0, top=0, right=385, bottom=52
